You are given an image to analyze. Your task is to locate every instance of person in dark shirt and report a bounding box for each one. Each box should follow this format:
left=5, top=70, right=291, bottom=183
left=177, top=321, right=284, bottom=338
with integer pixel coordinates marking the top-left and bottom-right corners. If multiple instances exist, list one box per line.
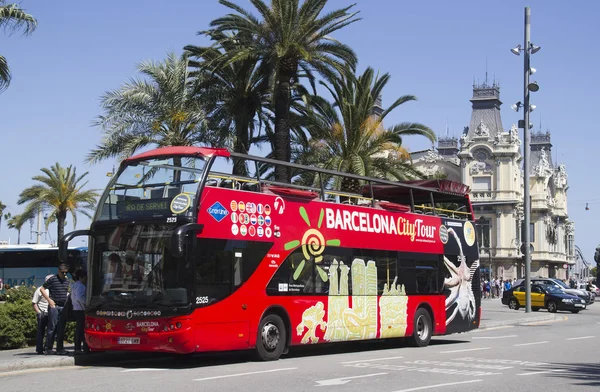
left=41, top=263, right=71, bottom=355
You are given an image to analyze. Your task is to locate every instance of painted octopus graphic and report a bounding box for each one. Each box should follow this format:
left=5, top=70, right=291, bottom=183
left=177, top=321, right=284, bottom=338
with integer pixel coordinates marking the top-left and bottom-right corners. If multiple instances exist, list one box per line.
left=444, top=228, right=479, bottom=325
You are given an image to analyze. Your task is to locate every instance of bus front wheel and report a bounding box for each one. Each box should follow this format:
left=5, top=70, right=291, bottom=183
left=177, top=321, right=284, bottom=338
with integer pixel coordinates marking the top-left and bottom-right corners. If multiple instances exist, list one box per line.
left=255, top=314, right=286, bottom=361
left=409, top=308, right=432, bottom=347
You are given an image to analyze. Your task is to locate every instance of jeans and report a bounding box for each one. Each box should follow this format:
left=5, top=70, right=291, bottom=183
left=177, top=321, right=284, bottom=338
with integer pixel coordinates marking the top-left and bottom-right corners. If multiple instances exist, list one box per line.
left=36, top=311, right=49, bottom=354
left=46, top=306, right=66, bottom=351
left=74, top=310, right=88, bottom=352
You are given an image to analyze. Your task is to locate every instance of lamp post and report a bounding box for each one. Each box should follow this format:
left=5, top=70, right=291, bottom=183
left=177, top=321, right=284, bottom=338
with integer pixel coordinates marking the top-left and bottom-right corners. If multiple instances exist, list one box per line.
left=511, top=6, right=541, bottom=313
left=477, top=216, right=493, bottom=286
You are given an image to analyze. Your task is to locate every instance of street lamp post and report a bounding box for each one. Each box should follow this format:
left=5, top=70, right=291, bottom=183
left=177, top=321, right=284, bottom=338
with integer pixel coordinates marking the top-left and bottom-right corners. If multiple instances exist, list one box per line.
left=477, top=216, right=493, bottom=287
left=511, top=7, right=541, bottom=313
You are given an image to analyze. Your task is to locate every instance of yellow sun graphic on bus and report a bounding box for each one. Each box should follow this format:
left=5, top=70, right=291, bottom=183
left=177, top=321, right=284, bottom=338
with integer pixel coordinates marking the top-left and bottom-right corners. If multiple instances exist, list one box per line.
left=284, top=207, right=341, bottom=283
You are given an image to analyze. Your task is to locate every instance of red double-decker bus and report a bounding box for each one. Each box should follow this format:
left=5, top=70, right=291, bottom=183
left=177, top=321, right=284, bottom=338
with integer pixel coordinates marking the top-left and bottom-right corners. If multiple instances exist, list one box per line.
left=60, top=146, right=480, bottom=360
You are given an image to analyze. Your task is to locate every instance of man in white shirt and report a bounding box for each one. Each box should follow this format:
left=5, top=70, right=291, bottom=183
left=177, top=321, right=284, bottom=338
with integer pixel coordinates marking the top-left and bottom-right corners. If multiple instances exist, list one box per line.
left=71, top=269, right=89, bottom=354
left=32, top=275, right=54, bottom=355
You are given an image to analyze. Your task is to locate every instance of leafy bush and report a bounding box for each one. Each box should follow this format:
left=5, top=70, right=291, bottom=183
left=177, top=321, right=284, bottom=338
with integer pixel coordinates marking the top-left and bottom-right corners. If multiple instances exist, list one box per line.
left=0, top=301, right=37, bottom=349
left=4, top=286, right=36, bottom=304
left=64, top=321, right=75, bottom=344
left=0, top=285, right=76, bottom=349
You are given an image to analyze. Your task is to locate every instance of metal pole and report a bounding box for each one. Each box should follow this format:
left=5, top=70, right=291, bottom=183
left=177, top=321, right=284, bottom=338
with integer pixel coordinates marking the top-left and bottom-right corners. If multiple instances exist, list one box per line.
left=523, top=6, right=532, bottom=313
left=36, top=208, right=42, bottom=244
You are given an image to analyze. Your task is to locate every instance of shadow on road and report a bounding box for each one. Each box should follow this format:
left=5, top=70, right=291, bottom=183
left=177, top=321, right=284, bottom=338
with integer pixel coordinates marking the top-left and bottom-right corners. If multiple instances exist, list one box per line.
left=75, top=336, right=471, bottom=370
left=541, top=362, right=600, bottom=388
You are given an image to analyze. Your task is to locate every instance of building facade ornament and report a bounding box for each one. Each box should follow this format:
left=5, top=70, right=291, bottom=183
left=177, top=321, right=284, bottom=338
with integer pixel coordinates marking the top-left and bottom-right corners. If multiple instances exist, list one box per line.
left=474, top=120, right=490, bottom=137
left=423, top=149, right=442, bottom=163
left=554, top=163, right=568, bottom=189
left=470, top=161, right=492, bottom=175
left=565, top=219, right=574, bottom=235
left=493, top=133, right=502, bottom=145
left=532, top=147, right=553, bottom=177
left=509, top=124, right=520, bottom=145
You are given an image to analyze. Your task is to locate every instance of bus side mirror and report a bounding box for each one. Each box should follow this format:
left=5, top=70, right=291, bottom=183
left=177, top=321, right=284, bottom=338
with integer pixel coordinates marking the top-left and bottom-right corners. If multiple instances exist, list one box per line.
left=172, top=223, right=204, bottom=257
left=59, top=230, right=93, bottom=262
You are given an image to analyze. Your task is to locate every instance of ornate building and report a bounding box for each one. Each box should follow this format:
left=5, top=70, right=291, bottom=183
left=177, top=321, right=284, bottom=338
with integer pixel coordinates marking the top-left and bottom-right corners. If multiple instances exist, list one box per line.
left=412, top=82, right=575, bottom=280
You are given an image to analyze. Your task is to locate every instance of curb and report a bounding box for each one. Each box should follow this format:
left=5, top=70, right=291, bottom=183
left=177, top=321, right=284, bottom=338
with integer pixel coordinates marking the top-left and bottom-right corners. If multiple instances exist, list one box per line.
left=0, top=355, right=74, bottom=373
left=0, top=351, right=159, bottom=374
left=478, top=314, right=561, bottom=329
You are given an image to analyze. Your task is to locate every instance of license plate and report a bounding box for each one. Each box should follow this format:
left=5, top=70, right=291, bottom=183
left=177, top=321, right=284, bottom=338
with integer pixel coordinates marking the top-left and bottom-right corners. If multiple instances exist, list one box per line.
left=118, top=337, right=140, bottom=344
left=574, top=304, right=584, bottom=307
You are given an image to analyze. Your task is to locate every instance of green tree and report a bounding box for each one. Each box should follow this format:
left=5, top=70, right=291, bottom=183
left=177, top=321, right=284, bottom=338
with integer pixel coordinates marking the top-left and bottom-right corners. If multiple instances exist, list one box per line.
left=87, top=52, right=213, bottom=164
left=0, top=200, right=5, bottom=229
left=0, top=1, right=37, bottom=92
left=208, top=0, right=360, bottom=181
left=302, top=66, right=436, bottom=191
left=5, top=213, right=28, bottom=244
left=185, top=31, right=270, bottom=176
left=17, top=163, right=99, bottom=242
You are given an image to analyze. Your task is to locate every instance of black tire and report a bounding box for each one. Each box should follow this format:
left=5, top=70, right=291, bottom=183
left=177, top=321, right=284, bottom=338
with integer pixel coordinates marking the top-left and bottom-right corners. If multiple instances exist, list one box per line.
left=508, top=298, right=520, bottom=310
left=255, top=314, right=286, bottom=361
left=409, top=308, right=432, bottom=347
left=532, top=307, right=540, bottom=312
left=547, top=300, right=558, bottom=313
left=571, top=310, right=580, bottom=314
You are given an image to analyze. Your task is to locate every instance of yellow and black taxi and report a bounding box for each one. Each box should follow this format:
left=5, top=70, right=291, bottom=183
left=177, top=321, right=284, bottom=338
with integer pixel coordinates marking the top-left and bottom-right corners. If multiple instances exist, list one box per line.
left=502, top=283, right=587, bottom=313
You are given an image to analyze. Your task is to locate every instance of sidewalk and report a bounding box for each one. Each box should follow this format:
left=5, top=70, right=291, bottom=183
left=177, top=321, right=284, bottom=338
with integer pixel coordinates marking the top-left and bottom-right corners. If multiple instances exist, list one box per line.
left=0, top=345, right=161, bottom=374
left=0, top=299, right=563, bottom=374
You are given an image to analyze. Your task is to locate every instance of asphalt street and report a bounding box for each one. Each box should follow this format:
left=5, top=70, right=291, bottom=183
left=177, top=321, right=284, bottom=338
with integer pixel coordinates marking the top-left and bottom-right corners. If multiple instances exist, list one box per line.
left=2, top=300, right=598, bottom=392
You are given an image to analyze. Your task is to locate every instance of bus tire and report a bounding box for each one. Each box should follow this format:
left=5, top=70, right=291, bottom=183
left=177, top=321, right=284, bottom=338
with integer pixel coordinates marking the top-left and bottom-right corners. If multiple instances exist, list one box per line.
left=409, top=308, right=432, bottom=347
left=255, top=314, right=286, bottom=361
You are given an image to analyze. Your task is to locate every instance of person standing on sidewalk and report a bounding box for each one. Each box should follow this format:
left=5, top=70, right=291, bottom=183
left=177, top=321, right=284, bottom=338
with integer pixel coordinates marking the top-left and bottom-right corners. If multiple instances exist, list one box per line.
left=31, top=275, right=53, bottom=355
left=71, top=269, right=89, bottom=354
left=40, top=263, right=70, bottom=355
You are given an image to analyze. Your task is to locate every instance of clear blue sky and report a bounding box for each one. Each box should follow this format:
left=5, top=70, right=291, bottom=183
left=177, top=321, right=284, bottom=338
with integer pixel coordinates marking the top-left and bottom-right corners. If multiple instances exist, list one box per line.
left=1, top=1, right=598, bottom=265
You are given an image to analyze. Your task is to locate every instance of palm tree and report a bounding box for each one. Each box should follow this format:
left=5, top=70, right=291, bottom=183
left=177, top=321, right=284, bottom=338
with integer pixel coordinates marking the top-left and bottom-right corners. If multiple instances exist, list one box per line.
left=0, top=1, right=37, bottom=92
left=184, top=31, right=270, bottom=176
left=17, top=163, right=99, bottom=242
left=302, top=66, right=436, bottom=192
left=5, top=212, right=27, bottom=244
left=208, top=0, right=360, bottom=181
left=0, top=200, right=6, bottom=229
left=87, top=52, right=214, bottom=164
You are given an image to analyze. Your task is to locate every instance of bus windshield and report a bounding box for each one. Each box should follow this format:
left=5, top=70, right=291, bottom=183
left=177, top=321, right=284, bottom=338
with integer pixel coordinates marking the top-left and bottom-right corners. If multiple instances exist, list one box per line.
left=89, top=224, right=192, bottom=310
left=97, top=156, right=206, bottom=221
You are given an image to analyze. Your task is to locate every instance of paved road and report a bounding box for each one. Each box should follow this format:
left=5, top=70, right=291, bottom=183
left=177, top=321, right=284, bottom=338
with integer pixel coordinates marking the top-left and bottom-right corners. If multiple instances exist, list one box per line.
left=2, top=300, right=598, bottom=392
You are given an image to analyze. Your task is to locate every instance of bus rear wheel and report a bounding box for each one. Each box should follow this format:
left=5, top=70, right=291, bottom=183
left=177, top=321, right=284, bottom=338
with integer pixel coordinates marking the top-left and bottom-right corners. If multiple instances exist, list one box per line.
left=409, top=308, right=432, bottom=347
left=255, top=314, right=286, bottom=361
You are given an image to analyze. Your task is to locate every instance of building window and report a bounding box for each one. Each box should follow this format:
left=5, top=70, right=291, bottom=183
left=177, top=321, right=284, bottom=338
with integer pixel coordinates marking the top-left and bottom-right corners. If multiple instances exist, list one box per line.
left=530, top=223, right=535, bottom=243
left=566, top=234, right=574, bottom=256
left=472, top=177, right=491, bottom=191
left=476, top=217, right=491, bottom=249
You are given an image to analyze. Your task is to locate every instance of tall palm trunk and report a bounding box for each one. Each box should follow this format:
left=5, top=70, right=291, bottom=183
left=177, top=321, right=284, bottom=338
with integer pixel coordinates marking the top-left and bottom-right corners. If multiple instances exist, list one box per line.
left=57, top=210, right=67, bottom=242
left=173, top=156, right=182, bottom=183
left=273, top=67, right=294, bottom=182
left=232, top=107, right=251, bottom=177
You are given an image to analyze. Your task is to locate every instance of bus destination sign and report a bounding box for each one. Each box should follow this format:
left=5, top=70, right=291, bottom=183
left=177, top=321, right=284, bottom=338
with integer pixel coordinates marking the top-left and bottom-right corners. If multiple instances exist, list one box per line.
left=116, top=199, right=171, bottom=218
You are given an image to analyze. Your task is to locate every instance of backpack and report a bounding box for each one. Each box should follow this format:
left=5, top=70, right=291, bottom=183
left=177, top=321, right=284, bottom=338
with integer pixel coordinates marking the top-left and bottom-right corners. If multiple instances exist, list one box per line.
left=62, top=294, right=76, bottom=322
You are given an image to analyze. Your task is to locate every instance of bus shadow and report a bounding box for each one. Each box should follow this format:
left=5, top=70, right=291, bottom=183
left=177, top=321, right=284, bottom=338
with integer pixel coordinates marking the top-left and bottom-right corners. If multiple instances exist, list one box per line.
left=76, top=337, right=471, bottom=369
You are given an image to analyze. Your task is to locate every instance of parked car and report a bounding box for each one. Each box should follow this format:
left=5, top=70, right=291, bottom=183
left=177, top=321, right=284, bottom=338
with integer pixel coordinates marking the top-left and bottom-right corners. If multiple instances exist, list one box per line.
left=503, top=284, right=586, bottom=313
left=576, top=282, right=599, bottom=296
left=513, top=277, right=593, bottom=305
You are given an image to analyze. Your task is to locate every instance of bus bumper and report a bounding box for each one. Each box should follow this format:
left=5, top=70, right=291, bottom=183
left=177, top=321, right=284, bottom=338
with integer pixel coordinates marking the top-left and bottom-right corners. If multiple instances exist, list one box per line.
left=85, top=327, right=196, bottom=354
